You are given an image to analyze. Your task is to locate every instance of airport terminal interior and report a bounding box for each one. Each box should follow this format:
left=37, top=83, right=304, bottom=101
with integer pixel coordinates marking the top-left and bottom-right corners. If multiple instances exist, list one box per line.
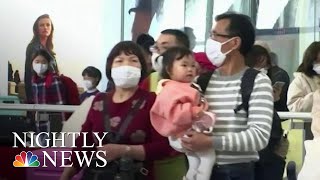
left=0, top=0, right=320, bottom=180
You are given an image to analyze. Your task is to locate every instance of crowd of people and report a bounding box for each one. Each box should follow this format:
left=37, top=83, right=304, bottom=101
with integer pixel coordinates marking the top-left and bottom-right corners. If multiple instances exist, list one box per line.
left=22, top=11, right=320, bottom=180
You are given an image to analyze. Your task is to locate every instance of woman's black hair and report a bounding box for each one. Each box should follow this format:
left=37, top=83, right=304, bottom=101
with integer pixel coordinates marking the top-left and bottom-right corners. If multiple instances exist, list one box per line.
left=136, top=33, right=155, bottom=55
left=160, top=47, right=193, bottom=79
left=32, top=49, right=52, bottom=62
left=297, top=41, right=320, bottom=77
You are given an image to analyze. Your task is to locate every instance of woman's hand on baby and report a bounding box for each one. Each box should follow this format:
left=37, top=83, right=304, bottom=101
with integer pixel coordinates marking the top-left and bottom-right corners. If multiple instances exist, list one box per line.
left=181, top=130, right=213, bottom=151
left=97, top=144, right=127, bottom=161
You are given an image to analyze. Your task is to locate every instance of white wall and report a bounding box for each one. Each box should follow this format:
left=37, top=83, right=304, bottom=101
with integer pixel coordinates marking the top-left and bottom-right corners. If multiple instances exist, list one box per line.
left=0, top=0, right=122, bottom=96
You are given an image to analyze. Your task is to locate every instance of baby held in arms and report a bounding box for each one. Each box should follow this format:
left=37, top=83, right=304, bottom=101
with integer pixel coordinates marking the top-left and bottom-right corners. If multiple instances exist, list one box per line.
left=150, top=47, right=216, bottom=180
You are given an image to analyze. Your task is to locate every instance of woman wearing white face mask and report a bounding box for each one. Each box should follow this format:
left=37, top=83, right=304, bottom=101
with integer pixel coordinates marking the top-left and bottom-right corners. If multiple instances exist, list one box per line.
left=245, top=45, right=290, bottom=107
left=80, top=66, right=102, bottom=103
left=287, top=41, right=320, bottom=140
left=61, top=41, right=183, bottom=180
left=287, top=42, right=320, bottom=112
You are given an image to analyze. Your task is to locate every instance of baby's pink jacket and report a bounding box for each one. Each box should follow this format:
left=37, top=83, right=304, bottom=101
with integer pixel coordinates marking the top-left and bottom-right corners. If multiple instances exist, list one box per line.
left=150, top=80, right=202, bottom=137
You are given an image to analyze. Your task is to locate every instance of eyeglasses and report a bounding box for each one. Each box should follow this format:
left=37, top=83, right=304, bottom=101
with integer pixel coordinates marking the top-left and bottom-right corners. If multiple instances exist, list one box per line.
left=209, top=32, right=235, bottom=39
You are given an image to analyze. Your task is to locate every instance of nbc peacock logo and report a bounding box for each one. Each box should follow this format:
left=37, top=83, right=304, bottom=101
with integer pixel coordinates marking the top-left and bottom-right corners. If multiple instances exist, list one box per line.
left=13, top=151, right=40, bottom=167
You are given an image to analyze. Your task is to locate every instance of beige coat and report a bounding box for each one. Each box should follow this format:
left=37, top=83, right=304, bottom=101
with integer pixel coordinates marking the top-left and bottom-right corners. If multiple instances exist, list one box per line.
left=298, top=138, right=320, bottom=180
left=311, top=89, right=320, bottom=138
left=298, top=90, right=320, bottom=180
left=287, top=72, right=320, bottom=112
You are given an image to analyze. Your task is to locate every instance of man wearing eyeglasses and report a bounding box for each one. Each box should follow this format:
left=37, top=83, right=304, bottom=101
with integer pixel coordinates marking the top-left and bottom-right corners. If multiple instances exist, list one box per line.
left=140, top=29, right=190, bottom=92
left=180, top=12, right=274, bottom=180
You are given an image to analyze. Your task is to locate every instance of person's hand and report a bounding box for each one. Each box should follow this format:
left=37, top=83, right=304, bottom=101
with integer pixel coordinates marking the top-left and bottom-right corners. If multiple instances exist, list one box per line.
left=97, top=144, right=126, bottom=161
left=273, top=86, right=282, bottom=102
left=181, top=130, right=213, bottom=152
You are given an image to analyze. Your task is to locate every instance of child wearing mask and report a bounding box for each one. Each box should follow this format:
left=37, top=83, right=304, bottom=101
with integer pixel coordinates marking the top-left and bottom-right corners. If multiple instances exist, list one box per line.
left=150, top=47, right=216, bottom=180
left=31, top=49, right=66, bottom=144
left=80, top=66, right=102, bottom=103
left=32, top=49, right=65, bottom=106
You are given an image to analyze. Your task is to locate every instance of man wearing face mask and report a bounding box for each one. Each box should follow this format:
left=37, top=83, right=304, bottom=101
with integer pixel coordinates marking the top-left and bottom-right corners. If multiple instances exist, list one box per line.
left=80, top=66, right=102, bottom=103
left=180, top=12, right=274, bottom=180
left=140, top=29, right=190, bottom=92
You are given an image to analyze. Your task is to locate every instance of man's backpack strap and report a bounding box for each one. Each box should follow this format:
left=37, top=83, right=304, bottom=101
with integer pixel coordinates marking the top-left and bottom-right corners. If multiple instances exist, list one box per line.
left=234, top=68, right=260, bottom=116
left=196, top=68, right=260, bottom=117
left=196, top=71, right=214, bottom=93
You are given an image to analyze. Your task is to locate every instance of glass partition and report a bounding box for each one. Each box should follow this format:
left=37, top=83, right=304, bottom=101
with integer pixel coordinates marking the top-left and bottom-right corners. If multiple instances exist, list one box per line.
left=184, top=0, right=209, bottom=51
left=122, top=0, right=319, bottom=80
left=255, top=0, right=319, bottom=80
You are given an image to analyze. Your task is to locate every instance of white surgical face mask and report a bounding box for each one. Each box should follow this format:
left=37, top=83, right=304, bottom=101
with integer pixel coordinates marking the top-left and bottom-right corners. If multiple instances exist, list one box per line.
left=83, top=80, right=93, bottom=90
left=33, top=62, right=48, bottom=75
left=111, top=66, right=141, bottom=88
left=313, top=63, right=320, bottom=74
left=205, top=38, right=234, bottom=67
left=151, top=52, right=163, bottom=72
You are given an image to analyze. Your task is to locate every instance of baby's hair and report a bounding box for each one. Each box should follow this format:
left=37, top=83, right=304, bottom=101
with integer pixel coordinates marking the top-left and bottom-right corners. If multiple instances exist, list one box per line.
left=160, top=47, right=193, bottom=79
